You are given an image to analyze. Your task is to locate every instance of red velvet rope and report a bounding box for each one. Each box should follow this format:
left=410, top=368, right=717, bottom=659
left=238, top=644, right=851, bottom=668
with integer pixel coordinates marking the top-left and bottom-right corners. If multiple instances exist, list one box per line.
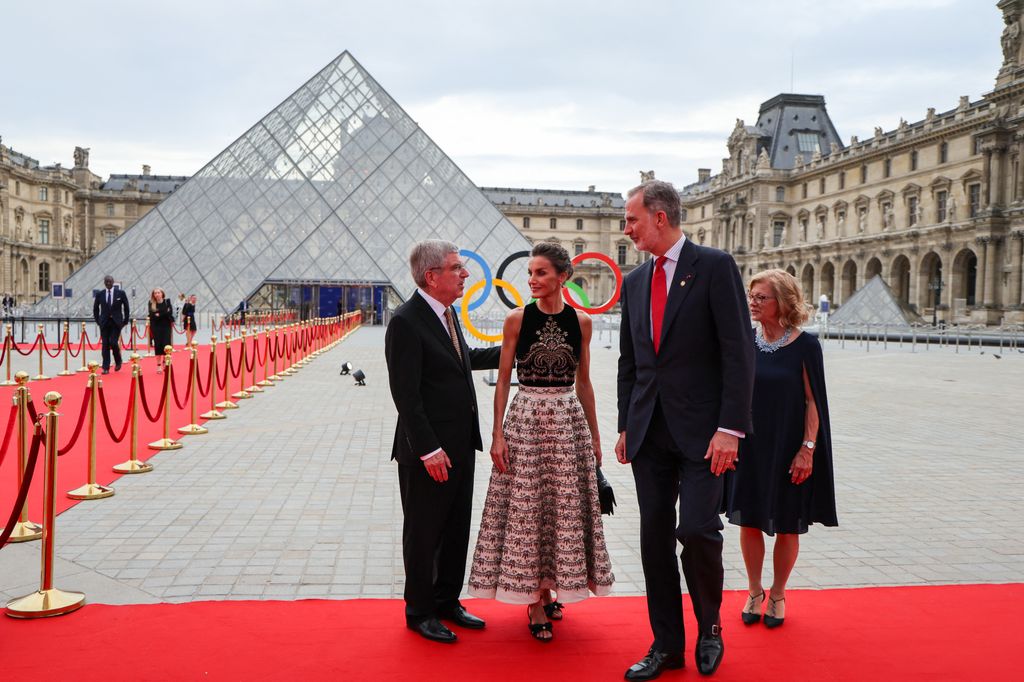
left=169, top=360, right=194, bottom=410
left=97, top=382, right=133, bottom=444
left=43, top=333, right=66, bottom=359
left=137, top=369, right=169, bottom=423
left=81, top=329, right=102, bottom=351
left=243, top=339, right=257, bottom=373
left=227, top=342, right=243, bottom=378
left=196, top=352, right=213, bottom=397
left=0, top=336, right=7, bottom=367
left=216, top=348, right=230, bottom=390
left=11, top=334, right=42, bottom=356
left=66, top=334, right=84, bottom=358
left=56, top=384, right=92, bottom=456
left=0, top=404, right=18, bottom=472
left=0, top=426, right=43, bottom=551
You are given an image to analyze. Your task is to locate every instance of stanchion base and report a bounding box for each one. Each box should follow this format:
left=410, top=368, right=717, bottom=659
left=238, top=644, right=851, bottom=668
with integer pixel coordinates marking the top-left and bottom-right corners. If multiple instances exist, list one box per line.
left=2, top=520, right=43, bottom=542
left=76, top=366, right=90, bottom=372
left=67, top=482, right=115, bottom=500
left=147, top=438, right=183, bottom=451
left=268, top=375, right=282, bottom=382
left=57, top=370, right=75, bottom=376
left=231, top=391, right=252, bottom=399
left=0, top=379, right=16, bottom=386
left=246, top=385, right=263, bottom=393
left=200, top=410, right=226, bottom=420
left=215, top=401, right=239, bottom=410
left=32, top=374, right=50, bottom=381
left=256, top=380, right=274, bottom=387
left=112, top=459, right=153, bottom=474
left=177, top=424, right=209, bottom=435
left=6, top=588, right=86, bottom=619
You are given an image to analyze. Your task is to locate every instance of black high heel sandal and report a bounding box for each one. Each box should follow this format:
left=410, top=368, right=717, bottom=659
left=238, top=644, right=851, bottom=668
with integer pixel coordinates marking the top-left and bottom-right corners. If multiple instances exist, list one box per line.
left=543, top=600, right=564, bottom=621
left=527, top=605, right=554, bottom=642
left=741, top=590, right=765, bottom=625
left=764, top=595, right=786, bottom=628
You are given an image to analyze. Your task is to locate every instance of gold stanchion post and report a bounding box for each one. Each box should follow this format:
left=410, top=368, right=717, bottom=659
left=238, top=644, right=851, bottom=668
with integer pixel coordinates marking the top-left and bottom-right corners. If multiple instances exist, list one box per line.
left=6, top=391, right=86, bottom=619
left=3, top=372, right=43, bottom=542
left=177, top=345, right=208, bottom=435
left=76, top=322, right=89, bottom=373
left=1, top=324, right=15, bottom=386
left=201, top=337, right=226, bottom=419
left=215, top=333, right=238, bottom=410
left=67, top=362, right=115, bottom=500
left=33, top=324, right=50, bottom=381
left=57, top=321, right=74, bottom=376
left=148, top=346, right=183, bottom=450
left=231, top=330, right=252, bottom=400
left=113, top=354, right=152, bottom=473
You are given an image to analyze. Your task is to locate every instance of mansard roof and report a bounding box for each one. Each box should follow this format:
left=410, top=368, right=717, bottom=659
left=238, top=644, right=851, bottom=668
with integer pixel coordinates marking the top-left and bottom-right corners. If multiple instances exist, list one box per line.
left=480, top=187, right=625, bottom=209
left=752, top=94, right=844, bottom=170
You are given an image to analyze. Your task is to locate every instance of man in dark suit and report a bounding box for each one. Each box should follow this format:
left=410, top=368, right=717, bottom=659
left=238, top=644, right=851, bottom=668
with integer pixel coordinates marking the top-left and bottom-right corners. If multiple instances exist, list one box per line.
left=616, top=181, right=755, bottom=679
left=385, top=239, right=501, bottom=644
left=92, top=274, right=130, bottom=375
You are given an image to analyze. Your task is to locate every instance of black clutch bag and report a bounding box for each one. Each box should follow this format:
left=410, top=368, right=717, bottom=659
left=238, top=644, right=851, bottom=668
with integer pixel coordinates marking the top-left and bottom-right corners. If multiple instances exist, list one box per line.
left=596, top=466, right=616, bottom=515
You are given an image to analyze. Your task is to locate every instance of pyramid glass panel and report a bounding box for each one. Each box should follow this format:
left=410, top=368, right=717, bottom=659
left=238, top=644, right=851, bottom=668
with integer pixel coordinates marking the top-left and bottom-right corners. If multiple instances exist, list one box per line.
left=36, top=51, right=531, bottom=318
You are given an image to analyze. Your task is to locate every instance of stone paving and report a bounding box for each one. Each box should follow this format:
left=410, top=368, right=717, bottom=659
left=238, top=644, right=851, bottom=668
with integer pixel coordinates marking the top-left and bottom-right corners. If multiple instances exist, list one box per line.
left=2, top=325, right=1022, bottom=606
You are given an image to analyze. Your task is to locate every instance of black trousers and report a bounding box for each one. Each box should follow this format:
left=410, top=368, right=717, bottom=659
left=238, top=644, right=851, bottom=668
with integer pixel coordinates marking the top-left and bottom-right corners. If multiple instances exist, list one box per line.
left=398, top=453, right=475, bottom=621
left=631, top=400, right=724, bottom=653
left=99, top=321, right=123, bottom=370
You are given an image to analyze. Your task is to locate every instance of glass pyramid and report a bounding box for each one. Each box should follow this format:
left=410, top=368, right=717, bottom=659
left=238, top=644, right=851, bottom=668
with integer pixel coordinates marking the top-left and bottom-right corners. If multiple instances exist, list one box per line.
left=829, top=274, right=923, bottom=328
left=40, top=52, right=530, bottom=317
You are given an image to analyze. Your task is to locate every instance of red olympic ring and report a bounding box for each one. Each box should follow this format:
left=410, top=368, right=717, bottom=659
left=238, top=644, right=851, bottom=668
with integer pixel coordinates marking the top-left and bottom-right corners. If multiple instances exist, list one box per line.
left=562, top=252, right=622, bottom=314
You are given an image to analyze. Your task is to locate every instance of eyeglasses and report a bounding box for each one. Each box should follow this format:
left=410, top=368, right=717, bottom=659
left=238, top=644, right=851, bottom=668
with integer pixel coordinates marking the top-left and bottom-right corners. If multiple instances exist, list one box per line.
left=429, top=260, right=469, bottom=275
left=747, top=293, right=775, bottom=304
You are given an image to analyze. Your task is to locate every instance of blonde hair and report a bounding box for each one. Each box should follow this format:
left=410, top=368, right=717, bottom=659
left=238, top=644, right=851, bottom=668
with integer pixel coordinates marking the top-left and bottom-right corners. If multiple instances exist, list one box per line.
left=749, top=269, right=808, bottom=328
left=149, top=288, right=165, bottom=313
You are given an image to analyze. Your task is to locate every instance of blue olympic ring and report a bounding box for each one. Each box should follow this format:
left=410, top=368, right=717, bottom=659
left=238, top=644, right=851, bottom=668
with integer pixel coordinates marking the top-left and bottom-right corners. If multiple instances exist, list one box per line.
left=459, top=248, right=492, bottom=312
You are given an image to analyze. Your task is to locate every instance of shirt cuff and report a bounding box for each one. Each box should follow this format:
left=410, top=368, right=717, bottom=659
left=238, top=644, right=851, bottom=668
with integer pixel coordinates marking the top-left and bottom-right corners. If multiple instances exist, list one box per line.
left=420, top=447, right=442, bottom=461
left=717, top=427, right=745, bottom=439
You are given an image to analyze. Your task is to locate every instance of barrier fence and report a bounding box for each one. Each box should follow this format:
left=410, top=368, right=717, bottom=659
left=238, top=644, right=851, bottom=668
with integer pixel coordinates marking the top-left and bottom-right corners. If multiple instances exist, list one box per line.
left=0, top=312, right=361, bottom=619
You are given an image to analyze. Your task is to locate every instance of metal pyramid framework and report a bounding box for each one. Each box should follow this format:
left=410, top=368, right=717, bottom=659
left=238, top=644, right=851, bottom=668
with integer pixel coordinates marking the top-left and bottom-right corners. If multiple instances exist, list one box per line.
left=829, top=274, right=923, bottom=328
left=44, top=52, right=530, bottom=316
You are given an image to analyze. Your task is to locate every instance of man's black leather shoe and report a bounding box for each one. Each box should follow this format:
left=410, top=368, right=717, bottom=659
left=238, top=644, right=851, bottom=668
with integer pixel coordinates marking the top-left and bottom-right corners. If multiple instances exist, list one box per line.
left=407, top=617, right=457, bottom=643
left=624, top=647, right=684, bottom=681
left=695, top=627, right=724, bottom=676
left=438, top=605, right=485, bottom=629
left=102, top=368, right=110, bottom=375
left=115, top=362, right=122, bottom=371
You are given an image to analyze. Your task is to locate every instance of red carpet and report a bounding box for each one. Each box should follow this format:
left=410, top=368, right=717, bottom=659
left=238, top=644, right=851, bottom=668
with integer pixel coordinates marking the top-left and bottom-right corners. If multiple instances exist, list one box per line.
left=1, top=586, right=1016, bottom=680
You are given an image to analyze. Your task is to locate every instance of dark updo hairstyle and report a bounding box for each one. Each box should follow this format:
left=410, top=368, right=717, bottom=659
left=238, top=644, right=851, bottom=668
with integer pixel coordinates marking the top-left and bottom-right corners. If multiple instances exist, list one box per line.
left=530, top=242, right=574, bottom=279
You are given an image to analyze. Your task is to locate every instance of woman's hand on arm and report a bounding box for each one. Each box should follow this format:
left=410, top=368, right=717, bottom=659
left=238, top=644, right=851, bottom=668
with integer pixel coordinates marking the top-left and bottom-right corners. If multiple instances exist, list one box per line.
left=791, top=364, right=820, bottom=485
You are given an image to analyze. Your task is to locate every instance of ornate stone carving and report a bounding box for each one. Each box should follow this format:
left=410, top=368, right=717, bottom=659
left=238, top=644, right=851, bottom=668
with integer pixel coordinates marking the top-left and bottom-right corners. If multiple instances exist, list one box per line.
left=874, top=126, right=884, bottom=139
left=756, top=148, right=771, bottom=170
left=73, top=146, right=90, bottom=168
left=639, top=170, right=655, bottom=183
left=1002, top=11, right=1021, bottom=65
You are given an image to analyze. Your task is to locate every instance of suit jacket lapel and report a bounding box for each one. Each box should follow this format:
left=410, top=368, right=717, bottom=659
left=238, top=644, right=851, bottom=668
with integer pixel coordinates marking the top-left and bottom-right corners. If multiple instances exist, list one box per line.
left=636, top=259, right=653, bottom=347
left=411, top=293, right=467, bottom=371
left=659, top=239, right=700, bottom=346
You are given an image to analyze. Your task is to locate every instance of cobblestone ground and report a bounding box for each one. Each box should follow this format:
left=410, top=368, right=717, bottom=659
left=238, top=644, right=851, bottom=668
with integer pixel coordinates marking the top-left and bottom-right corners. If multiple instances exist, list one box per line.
left=2, top=326, right=1021, bottom=605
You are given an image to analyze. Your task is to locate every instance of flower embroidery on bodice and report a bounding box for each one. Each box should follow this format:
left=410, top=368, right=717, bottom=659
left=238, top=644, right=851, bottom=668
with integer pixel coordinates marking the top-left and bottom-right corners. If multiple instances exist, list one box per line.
left=517, top=315, right=577, bottom=385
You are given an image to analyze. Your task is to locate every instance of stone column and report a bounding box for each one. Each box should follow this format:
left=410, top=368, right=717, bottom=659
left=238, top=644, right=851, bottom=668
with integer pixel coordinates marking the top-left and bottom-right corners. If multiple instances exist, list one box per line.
left=1011, top=232, right=1024, bottom=306
left=983, top=150, right=994, bottom=209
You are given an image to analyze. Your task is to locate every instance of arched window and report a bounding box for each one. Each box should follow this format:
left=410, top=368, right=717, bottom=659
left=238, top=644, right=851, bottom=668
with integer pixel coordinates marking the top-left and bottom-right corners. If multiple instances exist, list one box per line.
left=38, top=262, right=51, bottom=292
left=522, top=216, right=530, bottom=229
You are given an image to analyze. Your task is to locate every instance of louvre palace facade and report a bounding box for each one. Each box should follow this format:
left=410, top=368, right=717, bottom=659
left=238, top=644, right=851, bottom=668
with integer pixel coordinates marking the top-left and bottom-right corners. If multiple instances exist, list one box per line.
left=681, top=0, right=1024, bottom=326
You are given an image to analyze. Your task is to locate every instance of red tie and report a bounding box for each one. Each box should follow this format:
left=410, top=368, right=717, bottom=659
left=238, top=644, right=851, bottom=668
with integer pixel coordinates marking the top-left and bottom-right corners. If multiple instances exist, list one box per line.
left=651, top=256, right=667, bottom=354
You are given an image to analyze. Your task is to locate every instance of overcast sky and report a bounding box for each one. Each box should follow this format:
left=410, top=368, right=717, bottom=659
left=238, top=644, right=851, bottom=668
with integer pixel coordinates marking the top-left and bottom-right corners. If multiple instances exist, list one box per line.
left=2, top=0, right=1001, bottom=194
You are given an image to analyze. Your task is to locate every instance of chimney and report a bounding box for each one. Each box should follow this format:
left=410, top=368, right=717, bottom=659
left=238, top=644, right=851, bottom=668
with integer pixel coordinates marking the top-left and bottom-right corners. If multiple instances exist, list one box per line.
left=142, top=164, right=151, bottom=176
left=587, top=185, right=595, bottom=192
left=698, top=168, right=711, bottom=183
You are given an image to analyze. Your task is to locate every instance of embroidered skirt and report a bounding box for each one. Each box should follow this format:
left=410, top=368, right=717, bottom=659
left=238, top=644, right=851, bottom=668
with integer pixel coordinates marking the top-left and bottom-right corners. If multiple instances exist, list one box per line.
left=468, top=386, right=614, bottom=604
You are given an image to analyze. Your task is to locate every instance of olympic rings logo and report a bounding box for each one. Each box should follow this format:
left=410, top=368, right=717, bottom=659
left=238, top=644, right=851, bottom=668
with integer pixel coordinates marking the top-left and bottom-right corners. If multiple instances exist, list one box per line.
left=457, top=249, right=623, bottom=342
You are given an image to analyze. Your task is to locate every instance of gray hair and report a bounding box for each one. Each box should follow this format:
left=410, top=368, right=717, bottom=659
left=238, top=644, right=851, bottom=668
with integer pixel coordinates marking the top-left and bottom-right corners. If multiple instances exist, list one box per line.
left=410, top=239, right=459, bottom=288
left=627, top=180, right=681, bottom=227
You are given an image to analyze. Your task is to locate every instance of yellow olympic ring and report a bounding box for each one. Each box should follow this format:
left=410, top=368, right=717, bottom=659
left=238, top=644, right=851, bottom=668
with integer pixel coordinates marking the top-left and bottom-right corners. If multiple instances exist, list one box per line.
left=461, top=278, right=523, bottom=342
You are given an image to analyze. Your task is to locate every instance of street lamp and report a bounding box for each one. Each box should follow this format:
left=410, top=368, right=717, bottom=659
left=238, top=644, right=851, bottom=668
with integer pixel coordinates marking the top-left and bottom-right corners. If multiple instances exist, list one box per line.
left=928, top=276, right=945, bottom=327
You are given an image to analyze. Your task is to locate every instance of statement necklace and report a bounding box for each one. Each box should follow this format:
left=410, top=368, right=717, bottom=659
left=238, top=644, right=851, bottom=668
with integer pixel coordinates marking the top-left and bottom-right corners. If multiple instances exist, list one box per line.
left=755, top=326, right=793, bottom=353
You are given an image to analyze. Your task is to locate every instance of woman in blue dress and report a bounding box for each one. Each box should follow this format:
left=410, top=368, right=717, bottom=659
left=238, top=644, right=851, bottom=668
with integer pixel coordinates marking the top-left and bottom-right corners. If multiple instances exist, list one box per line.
left=725, top=269, right=837, bottom=628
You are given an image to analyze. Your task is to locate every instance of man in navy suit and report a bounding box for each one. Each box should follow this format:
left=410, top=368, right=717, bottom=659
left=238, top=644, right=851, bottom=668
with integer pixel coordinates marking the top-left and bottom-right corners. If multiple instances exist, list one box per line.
left=92, top=274, right=130, bottom=374
left=616, top=181, right=754, bottom=679
left=385, top=240, right=500, bottom=644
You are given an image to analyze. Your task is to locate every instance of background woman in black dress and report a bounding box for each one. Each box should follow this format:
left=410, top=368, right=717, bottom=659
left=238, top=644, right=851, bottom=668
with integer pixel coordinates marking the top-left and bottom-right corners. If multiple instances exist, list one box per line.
left=181, top=294, right=198, bottom=346
left=725, top=269, right=837, bottom=628
left=148, top=288, right=174, bottom=373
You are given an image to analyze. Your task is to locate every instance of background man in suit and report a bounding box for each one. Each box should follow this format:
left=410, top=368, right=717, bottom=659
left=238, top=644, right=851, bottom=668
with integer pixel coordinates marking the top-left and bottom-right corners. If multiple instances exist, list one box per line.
left=92, top=274, right=130, bottom=375
left=385, top=239, right=501, bottom=644
left=616, top=181, right=754, bottom=679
